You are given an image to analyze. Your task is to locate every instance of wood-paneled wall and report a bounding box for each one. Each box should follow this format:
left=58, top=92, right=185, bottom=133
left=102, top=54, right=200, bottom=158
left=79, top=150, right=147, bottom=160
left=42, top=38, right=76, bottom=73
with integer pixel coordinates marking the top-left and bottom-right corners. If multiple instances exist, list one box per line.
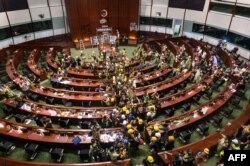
left=65, top=0, right=139, bottom=41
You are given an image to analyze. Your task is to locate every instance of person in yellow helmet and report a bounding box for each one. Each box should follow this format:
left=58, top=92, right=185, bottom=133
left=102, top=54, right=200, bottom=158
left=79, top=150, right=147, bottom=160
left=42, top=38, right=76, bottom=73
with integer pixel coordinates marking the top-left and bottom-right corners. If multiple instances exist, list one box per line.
left=195, top=148, right=209, bottom=165
left=153, top=125, right=159, bottom=132
left=137, top=118, right=144, bottom=132
left=126, top=124, right=132, bottom=129
left=142, top=155, right=156, bottom=166
left=127, top=129, right=134, bottom=135
left=151, top=136, right=157, bottom=143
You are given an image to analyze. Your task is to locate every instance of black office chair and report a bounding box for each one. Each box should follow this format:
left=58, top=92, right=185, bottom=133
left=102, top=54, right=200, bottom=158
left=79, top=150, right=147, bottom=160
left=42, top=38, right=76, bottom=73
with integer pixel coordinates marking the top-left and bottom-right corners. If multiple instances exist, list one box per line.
left=210, top=115, right=223, bottom=127
left=178, top=130, right=192, bottom=144
left=35, top=117, right=44, bottom=127
left=65, top=101, right=72, bottom=107
left=165, top=108, right=175, bottom=117
left=182, top=103, right=191, bottom=112
left=78, top=149, right=90, bottom=161
left=196, top=123, right=209, bottom=135
left=231, top=96, right=241, bottom=106
left=58, top=119, right=70, bottom=128
left=28, top=92, right=39, bottom=101
left=0, top=141, right=15, bottom=155
left=24, top=143, right=39, bottom=160
left=222, top=107, right=234, bottom=117
left=49, top=148, right=64, bottom=162
left=14, top=114, right=27, bottom=123
left=192, top=94, right=201, bottom=104
left=80, top=121, right=90, bottom=129
left=2, top=107, right=13, bottom=117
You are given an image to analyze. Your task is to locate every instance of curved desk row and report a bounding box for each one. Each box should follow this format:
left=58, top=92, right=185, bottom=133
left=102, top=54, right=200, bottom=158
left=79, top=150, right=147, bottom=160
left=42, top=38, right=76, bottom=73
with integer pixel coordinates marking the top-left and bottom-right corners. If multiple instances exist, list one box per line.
left=147, top=84, right=234, bottom=134
left=0, top=118, right=122, bottom=145
left=27, top=49, right=47, bottom=80
left=0, top=157, right=130, bottom=166
left=4, top=99, right=114, bottom=120
left=158, top=102, right=250, bottom=164
left=134, top=70, right=191, bottom=96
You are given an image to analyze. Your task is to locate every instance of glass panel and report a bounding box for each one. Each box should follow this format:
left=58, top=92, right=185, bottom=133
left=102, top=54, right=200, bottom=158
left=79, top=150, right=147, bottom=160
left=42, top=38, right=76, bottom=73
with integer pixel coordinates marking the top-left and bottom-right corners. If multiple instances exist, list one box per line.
left=209, top=2, right=233, bottom=14
left=0, top=27, right=12, bottom=40
left=187, top=0, right=206, bottom=11
left=151, top=17, right=166, bottom=26
left=12, top=23, right=32, bottom=36
left=169, top=0, right=206, bottom=11
left=235, top=6, right=250, bottom=17
left=5, top=0, right=28, bottom=11
left=227, top=31, right=250, bottom=50
left=192, top=23, right=205, bottom=34
left=140, top=16, right=151, bottom=25
left=204, top=26, right=227, bottom=39
left=33, top=20, right=52, bottom=32
left=52, top=17, right=65, bottom=29
left=0, top=0, right=4, bottom=12
left=166, top=19, right=173, bottom=28
left=169, top=0, right=187, bottom=8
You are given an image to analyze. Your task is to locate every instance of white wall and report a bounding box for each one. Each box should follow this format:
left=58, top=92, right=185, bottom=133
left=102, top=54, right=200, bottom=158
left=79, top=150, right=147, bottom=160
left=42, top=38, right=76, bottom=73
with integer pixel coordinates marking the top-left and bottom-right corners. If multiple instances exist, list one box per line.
left=151, top=5, right=168, bottom=18
left=0, top=13, right=9, bottom=27
left=0, top=39, right=13, bottom=49
left=49, top=0, right=62, bottom=6
left=185, top=0, right=210, bottom=24
left=13, top=33, right=35, bottom=44
left=28, top=0, right=48, bottom=8
left=54, top=28, right=66, bottom=35
left=230, top=16, right=250, bottom=37
left=237, top=0, right=250, bottom=5
left=30, top=7, right=51, bottom=21
left=34, top=30, right=53, bottom=39
left=139, top=25, right=151, bottom=31
left=141, top=0, right=152, bottom=5
left=151, top=26, right=166, bottom=33
left=168, top=8, right=185, bottom=19
left=206, top=11, right=232, bottom=29
left=7, top=10, right=31, bottom=25
left=152, top=0, right=168, bottom=6
left=50, top=6, right=64, bottom=17
left=140, top=5, right=151, bottom=16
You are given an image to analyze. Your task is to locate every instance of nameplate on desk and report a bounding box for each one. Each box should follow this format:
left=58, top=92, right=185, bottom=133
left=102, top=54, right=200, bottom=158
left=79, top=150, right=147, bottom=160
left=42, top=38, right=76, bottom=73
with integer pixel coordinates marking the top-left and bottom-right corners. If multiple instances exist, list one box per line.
left=96, top=27, right=112, bottom=33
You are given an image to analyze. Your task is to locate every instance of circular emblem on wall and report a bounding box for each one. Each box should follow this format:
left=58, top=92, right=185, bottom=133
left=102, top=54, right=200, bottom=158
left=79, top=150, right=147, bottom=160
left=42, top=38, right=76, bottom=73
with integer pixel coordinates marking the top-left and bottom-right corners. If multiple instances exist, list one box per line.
left=100, top=18, right=107, bottom=24
left=101, top=9, right=108, bottom=17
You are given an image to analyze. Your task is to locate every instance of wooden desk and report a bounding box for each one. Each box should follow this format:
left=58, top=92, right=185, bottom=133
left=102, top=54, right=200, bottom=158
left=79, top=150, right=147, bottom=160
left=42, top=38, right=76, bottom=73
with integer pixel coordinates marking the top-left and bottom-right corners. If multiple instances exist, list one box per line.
left=135, top=67, right=172, bottom=84
left=158, top=103, right=250, bottom=164
left=0, top=118, right=122, bottom=144
left=6, top=59, right=112, bottom=103
left=147, top=85, right=233, bottom=135
left=27, top=49, right=47, bottom=80
left=4, top=99, right=114, bottom=120
left=0, top=157, right=130, bottom=166
left=159, top=76, right=213, bottom=109
left=50, top=76, right=105, bottom=90
left=134, top=71, right=191, bottom=96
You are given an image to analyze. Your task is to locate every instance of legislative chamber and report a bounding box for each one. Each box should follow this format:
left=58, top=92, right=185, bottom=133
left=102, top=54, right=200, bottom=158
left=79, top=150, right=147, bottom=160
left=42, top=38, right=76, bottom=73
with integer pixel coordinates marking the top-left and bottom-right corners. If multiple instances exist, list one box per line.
left=0, top=0, right=249, bottom=166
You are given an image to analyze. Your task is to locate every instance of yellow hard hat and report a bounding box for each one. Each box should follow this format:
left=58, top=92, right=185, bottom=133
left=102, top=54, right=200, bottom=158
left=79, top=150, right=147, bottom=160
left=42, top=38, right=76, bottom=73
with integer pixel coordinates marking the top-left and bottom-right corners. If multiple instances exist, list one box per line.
left=153, top=125, right=159, bottom=132
left=138, top=119, right=143, bottom=125
left=125, top=109, right=130, bottom=115
left=127, top=129, right=134, bottom=134
left=151, top=136, right=157, bottom=142
left=111, top=97, right=115, bottom=102
left=204, top=148, right=209, bottom=154
left=126, top=124, right=132, bottom=129
left=147, top=155, right=154, bottom=163
left=122, top=106, right=127, bottom=112
left=168, top=135, right=175, bottom=141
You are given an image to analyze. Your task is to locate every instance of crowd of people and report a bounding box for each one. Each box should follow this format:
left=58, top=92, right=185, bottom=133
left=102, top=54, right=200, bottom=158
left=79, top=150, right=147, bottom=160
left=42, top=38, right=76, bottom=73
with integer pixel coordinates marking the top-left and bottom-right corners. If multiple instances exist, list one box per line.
left=0, top=37, right=249, bottom=166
